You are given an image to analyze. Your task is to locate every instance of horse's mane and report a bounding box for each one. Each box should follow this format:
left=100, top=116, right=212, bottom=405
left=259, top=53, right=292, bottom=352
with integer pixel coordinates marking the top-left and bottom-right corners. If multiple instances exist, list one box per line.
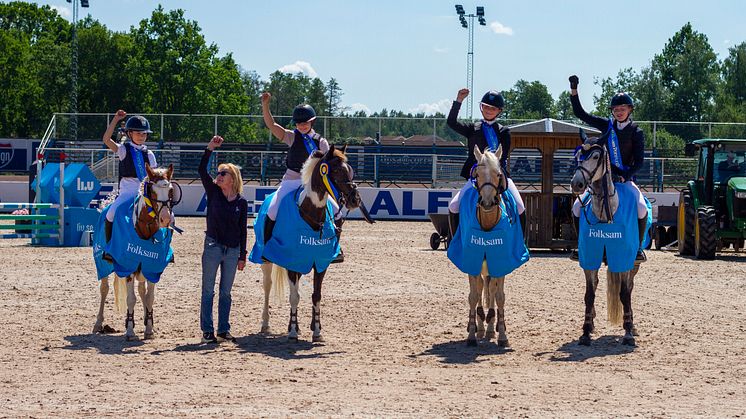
left=301, top=151, right=324, bottom=187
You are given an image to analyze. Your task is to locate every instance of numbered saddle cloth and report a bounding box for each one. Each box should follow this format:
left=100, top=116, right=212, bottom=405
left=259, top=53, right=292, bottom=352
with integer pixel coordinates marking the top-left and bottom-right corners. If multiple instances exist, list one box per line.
left=447, top=186, right=529, bottom=277
left=578, top=182, right=643, bottom=273
left=92, top=196, right=173, bottom=283
left=249, top=188, right=340, bottom=274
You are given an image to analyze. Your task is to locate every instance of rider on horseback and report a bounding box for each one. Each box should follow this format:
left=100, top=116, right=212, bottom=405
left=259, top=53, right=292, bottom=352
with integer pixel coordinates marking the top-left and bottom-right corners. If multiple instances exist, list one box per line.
left=101, top=110, right=158, bottom=258
left=260, top=93, right=345, bottom=262
left=446, top=88, right=526, bottom=237
left=569, top=75, right=648, bottom=261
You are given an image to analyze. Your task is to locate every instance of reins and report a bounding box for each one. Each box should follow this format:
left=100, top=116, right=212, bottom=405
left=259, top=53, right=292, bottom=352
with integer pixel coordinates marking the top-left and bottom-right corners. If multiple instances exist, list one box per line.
left=575, top=145, right=617, bottom=224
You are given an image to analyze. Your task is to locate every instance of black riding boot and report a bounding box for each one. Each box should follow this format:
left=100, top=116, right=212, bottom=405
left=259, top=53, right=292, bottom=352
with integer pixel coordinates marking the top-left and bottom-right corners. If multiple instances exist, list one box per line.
left=331, top=218, right=344, bottom=263
left=102, top=220, right=114, bottom=262
left=448, top=211, right=460, bottom=239
left=570, top=215, right=580, bottom=261
left=518, top=212, right=526, bottom=236
left=636, top=217, right=647, bottom=262
left=263, top=217, right=276, bottom=244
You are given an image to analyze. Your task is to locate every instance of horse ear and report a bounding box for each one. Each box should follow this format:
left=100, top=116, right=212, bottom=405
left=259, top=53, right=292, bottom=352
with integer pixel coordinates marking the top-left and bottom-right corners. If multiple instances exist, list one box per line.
left=579, top=128, right=588, bottom=144
left=166, top=163, right=174, bottom=180
left=495, top=144, right=503, bottom=161
left=145, top=163, right=154, bottom=179
left=339, top=144, right=348, bottom=154
left=474, top=146, right=483, bottom=161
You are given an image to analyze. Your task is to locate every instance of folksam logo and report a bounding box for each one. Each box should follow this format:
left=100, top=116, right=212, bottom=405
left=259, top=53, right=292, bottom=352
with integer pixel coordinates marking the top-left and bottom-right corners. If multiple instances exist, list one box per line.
left=470, top=235, right=503, bottom=246
left=299, top=235, right=334, bottom=246
left=0, top=143, right=13, bottom=169
left=588, top=229, right=623, bottom=239
left=126, top=243, right=159, bottom=259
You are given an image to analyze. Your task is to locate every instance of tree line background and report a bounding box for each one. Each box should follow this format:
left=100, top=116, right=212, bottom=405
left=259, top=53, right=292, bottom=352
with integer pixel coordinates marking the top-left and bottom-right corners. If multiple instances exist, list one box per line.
left=1, top=2, right=745, bottom=154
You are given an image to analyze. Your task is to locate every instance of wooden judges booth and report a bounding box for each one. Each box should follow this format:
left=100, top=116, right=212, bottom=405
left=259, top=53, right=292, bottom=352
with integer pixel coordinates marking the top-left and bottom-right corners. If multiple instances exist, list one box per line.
left=508, top=119, right=601, bottom=250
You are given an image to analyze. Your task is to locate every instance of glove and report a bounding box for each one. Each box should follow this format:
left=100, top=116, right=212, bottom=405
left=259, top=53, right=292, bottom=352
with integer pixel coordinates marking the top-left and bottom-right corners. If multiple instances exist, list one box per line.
left=569, top=75, right=579, bottom=89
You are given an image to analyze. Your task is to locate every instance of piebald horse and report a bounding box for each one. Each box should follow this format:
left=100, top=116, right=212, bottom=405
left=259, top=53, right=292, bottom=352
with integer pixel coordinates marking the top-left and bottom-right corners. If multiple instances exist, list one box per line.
left=259, top=145, right=374, bottom=342
left=93, top=164, right=177, bottom=341
left=571, top=134, right=641, bottom=346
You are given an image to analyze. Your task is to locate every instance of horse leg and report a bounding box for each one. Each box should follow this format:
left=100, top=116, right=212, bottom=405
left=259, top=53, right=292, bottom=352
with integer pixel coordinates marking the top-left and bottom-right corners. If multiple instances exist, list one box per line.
left=260, top=263, right=272, bottom=334
left=137, top=278, right=146, bottom=325
left=484, top=275, right=497, bottom=340
left=93, top=277, right=109, bottom=334
left=466, top=275, right=480, bottom=346
left=579, top=269, right=599, bottom=346
left=124, top=277, right=137, bottom=341
left=475, top=268, right=486, bottom=339
left=287, top=271, right=301, bottom=342
left=143, top=279, right=156, bottom=340
left=620, top=272, right=636, bottom=346
left=310, top=268, right=326, bottom=342
left=495, top=276, right=509, bottom=348
left=629, top=265, right=640, bottom=336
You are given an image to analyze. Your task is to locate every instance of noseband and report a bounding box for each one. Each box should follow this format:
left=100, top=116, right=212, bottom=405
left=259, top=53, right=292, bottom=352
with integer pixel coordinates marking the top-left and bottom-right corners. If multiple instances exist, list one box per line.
left=470, top=163, right=506, bottom=208
left=574, top=144, right=616, bottom=222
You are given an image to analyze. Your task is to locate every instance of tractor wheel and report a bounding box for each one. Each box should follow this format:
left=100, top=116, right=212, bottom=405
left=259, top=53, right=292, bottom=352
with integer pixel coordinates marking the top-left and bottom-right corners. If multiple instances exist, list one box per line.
left=430, top=233, right=441, bottom=250
left=678, top=190, right=696, bottom=255
left=694, top=206, right=717, bottom=260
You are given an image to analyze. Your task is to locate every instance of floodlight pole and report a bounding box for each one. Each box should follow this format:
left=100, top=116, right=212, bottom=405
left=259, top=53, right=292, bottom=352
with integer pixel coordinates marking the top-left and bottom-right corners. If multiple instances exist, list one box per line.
left=67, top=0, right=89, bottom=143
left=455, top=5, right=486, bottom=119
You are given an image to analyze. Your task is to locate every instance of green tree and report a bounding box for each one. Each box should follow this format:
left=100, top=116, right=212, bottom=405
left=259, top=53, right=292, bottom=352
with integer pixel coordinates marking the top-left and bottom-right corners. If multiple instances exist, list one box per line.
left=503, top=80, right=554, bottom=119
left=652, top=22, right=719, bottom=121
left=713, top=42, right=746, bottom=137
left=553, top=90, right=573, bottom=120
left=592, top=68, right=637, bottom=116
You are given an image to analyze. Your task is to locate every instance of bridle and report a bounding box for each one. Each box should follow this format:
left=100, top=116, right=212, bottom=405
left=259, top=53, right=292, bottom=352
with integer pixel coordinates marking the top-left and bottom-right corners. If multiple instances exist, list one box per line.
left=136, top=177, right=181, bottom=238
left=319, top=157, right=357, bottom=210
left=470, top=162, right=516, bottom=226
left=574, top=143, right=616, bottom=223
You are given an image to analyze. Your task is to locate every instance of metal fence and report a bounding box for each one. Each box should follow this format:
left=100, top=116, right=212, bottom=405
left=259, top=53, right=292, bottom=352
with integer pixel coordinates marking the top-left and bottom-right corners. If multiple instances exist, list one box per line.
left=41, top=146, right=697, bottom=192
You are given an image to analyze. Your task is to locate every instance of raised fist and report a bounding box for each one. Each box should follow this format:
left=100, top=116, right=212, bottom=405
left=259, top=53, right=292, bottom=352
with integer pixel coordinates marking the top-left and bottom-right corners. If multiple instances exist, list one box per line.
left=260, top=92, right=271, bottom=105
left=569, top=75, right=579, bottom=89
left=113, top=109, right=127, bottom=121
left=456, top=88, right=470, bottom=102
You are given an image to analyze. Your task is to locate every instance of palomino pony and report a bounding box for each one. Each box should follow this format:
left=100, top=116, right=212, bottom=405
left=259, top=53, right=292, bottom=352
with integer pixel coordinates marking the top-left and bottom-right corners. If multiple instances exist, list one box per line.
left=571, top=132, right=645, bottom=346
left=250, top=145, right=374, bottom=342
left=93, top=163, right=177, bottom=341
left=447, top=146, right=529, bottom=347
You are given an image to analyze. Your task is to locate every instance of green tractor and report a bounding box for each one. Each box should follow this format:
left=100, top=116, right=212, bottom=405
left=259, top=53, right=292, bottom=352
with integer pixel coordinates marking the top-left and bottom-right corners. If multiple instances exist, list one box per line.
left=678, top=139, right=746, bottom=259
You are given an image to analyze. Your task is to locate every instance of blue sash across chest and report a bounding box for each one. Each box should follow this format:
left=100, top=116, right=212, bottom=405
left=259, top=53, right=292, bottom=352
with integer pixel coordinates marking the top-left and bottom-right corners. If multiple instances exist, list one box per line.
left=447, top=187, right=529, bottom=277
left=249, top=187, right=339, bottom=274
left=92, top=196, right=173, bottom=282
left=607, top=120, right=628, bottom=172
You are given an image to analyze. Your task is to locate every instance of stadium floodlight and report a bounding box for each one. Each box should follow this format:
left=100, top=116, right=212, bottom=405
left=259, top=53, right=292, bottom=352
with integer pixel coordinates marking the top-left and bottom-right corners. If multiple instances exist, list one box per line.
left=454, top=5, right=486, bottom=119
left=81, top=0, right=89, bottom=7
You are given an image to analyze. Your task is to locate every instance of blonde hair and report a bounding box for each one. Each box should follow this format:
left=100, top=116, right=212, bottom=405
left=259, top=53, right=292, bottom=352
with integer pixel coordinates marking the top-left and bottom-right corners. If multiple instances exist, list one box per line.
left=218, top=163, right=243, bottom=195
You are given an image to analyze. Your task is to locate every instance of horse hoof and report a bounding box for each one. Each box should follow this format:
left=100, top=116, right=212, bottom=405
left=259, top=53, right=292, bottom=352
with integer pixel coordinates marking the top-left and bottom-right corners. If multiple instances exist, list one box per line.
left=466, top=338, right=477, bottom=347
left=288, top=336, right=299, bottom=343
left=622, top=336, right=636, bottom=346
left=485, top=331, right=496, bottom=340
left=143, top=332, right=154, bottom=340
left=497, top=339, right=510, bottom=348
left=125, top=334, right=138, bottom=342
left=92, top=324, right=103, bottom=334
left=631, top=326, right=639, bottom=336
left=312, top=335, right=325, bottom=343
left=260, top=325, right=271, bottom=334
left=579, top=335, right=592, bottom=346
left=476, top=331, right=485, bottom=339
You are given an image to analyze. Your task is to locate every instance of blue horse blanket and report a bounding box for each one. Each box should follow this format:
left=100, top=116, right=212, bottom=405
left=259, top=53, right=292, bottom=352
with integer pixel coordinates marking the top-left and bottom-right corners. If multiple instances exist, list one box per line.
left=93, top=196, right=173, bottom=283
left=249, top=188, right=340, bottom=274
left=578, top=182, right=652, bottom=273
left=447, top=186, right=529, bottom=277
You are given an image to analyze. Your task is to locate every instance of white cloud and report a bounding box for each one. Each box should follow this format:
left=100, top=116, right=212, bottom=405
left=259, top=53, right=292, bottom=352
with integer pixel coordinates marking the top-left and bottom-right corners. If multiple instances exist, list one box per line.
left=434, top=47, right=449, bottom=54
left=409, top=99, right=452, bottom=116
left=278, top=61, right=318, bottom=78
left=724, top=39, right=731, bottom=44
left=489, top=21, right=514, bottom=36
left=50, top=5, right=71, bottom=19
left=347, top=103, right=371, bottom=115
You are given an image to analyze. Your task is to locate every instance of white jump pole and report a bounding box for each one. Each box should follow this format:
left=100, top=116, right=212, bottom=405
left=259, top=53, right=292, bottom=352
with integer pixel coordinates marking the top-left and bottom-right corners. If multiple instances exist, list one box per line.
left=58, top=160, right=65, bottom=246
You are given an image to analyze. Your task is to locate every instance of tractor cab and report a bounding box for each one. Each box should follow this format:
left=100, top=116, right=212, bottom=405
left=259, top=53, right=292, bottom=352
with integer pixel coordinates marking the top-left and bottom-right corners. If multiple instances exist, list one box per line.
left=679, top=139, right=746, bottom=258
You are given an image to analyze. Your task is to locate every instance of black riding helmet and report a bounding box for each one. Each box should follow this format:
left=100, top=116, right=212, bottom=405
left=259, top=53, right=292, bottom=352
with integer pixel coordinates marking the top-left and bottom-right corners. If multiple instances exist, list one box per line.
left=480, top=91, right=505, bottom=109
left=292, top=104, right=317, bottom=123
left=609, top=92, right=634, bottom=109
left=124, top=115, right=153, bottom=133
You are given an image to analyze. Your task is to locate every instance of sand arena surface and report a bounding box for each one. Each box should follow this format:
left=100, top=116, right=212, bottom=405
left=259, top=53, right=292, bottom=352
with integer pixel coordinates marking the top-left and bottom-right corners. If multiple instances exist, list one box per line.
left=0, top=217, right=744, bottom=417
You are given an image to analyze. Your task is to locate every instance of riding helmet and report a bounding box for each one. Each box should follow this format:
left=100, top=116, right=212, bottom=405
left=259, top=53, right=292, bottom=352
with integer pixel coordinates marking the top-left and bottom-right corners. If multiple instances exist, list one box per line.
left=124, top=115, right=153, bottom=133
left=609, top=92, right=634, bottom=109
left=480, top=91, right=505, bottom=109
left=292, top=104, right=317, bottom=123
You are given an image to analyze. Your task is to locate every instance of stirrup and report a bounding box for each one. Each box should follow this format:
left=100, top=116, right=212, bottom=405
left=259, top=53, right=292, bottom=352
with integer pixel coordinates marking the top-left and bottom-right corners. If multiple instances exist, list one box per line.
left=635, top=250, right=647, bottom=262
left=569, top=249, right=579, bottom=261
left=330, top=249, right=345, bottom=264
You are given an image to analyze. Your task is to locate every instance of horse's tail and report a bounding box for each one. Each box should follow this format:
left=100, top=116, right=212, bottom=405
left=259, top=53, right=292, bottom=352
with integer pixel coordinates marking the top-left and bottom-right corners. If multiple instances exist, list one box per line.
left=113, top=276, right=127, bottom=314
left=606, top=271, right=623, bottom=326
left=271, top=264, right=288, bottom=304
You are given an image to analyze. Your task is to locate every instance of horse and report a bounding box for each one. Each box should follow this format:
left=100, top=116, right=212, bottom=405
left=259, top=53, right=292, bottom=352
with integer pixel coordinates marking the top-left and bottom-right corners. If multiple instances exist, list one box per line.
left=571, top=132, right=644, bottom=346
left=92, top=163, right=177, bottom=341
left=250, top=145, right=374, bottom=342
left=447, top=145, right=529, bottom=347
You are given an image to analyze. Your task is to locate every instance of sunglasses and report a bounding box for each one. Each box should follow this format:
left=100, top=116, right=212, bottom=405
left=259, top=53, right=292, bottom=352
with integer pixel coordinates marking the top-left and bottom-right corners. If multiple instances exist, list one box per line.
left=217, top=170, right=230, bottom=177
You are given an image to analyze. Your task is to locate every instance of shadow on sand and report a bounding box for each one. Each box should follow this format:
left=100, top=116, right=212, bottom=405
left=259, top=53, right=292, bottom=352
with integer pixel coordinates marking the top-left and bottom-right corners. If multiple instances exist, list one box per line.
left=62, top=333, right=145, bottom=355
left=541, top=335, right=636, bottom=362
left=413, top=339, right=514, bottom=364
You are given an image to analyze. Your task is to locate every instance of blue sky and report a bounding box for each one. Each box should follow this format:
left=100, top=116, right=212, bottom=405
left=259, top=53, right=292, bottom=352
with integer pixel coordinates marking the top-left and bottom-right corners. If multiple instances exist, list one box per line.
left=31, top=0, right=746, bottom=116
